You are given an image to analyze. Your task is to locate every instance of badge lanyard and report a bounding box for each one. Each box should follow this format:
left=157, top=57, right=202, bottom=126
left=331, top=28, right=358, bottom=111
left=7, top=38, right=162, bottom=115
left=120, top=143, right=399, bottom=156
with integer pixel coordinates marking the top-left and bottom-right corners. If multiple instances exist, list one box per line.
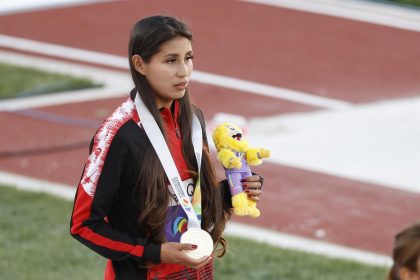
left=134, top=93, right=202, bottom=230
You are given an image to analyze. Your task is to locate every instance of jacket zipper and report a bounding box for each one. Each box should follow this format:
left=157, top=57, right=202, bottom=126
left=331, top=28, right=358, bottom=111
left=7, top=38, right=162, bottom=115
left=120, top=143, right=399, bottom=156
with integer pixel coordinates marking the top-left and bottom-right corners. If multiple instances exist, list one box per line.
left=171, top=112, right=181, bottom=139
left=175, top=127, right=181, bottom=139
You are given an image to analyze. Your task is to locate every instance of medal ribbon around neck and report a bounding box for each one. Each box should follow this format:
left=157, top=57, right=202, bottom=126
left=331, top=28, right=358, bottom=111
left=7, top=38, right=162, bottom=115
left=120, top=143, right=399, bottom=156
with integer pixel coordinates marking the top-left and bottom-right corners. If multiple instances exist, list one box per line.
left=134, top=93, right=203, bottom=230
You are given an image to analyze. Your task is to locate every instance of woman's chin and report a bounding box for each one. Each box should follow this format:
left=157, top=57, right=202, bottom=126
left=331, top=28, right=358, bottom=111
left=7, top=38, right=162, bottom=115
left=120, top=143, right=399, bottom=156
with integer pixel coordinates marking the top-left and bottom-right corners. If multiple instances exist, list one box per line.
left=173, top=90, right=186, bottom=99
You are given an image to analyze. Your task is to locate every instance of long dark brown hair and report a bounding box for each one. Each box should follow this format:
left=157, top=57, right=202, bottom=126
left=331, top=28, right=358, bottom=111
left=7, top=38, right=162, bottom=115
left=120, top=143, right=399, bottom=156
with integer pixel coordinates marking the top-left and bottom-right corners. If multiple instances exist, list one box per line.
left=128, top=15, right=230, bottom=256
left=388, top=222, right=420, bottom=280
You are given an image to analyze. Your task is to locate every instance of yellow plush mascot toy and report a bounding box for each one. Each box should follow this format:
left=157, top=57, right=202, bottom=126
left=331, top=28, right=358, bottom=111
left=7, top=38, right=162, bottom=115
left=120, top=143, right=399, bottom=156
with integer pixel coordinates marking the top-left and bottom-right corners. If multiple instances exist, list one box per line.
left=212, top=122, right=270, bottom=218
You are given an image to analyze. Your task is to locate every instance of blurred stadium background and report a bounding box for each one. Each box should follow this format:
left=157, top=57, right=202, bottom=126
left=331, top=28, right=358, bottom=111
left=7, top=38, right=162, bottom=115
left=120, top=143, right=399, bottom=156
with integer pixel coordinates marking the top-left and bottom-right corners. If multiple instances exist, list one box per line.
left=0, top=0, right=420, bottom=279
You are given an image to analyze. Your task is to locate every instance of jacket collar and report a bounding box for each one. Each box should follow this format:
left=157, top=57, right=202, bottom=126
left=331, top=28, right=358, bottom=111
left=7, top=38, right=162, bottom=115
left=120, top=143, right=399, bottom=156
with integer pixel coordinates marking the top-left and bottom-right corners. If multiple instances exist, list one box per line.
left=159, top=100, right=180, bottom=124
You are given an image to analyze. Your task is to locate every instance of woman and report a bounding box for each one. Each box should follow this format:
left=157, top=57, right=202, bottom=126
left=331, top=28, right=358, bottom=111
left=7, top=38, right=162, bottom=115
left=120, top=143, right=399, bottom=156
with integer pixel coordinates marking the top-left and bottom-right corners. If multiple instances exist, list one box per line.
left=70, top=15, right=263, bottom=280
left=388, top=222, right=420, bottom=280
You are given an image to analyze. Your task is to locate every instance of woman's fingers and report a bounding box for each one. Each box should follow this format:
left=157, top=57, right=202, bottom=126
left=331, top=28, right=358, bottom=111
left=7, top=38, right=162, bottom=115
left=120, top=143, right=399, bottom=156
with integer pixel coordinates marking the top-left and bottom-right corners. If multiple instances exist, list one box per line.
left=161, top=242, right=212, bottom=269
left=178, top=244, right=212, bottom=268
left=183, top=255, right=212, bottom=269
left=178, top=243, right=212, bottom=269
left=242, top=176, right=262, bottom=190
left=243, top=181, right=261, bottom=189
left=242, top=175, right=262, bottom=202
left=244, top=188, right=262, bottom=202
left=242, top=175, right=261, bottom=183
left=178, top=243, right=198, bottom=251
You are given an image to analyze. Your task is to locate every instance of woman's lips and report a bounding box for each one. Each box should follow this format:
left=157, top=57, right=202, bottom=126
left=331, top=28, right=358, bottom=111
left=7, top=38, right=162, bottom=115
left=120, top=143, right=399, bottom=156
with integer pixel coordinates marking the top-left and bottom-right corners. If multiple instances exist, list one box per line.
left=174, top=82, right=188, bottom=90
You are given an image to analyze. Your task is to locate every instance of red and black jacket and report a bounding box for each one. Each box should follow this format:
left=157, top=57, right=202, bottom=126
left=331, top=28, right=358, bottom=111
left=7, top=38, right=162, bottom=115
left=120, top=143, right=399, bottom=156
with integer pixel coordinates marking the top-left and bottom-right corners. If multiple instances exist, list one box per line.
left=70, top=94, right=230, bottom=279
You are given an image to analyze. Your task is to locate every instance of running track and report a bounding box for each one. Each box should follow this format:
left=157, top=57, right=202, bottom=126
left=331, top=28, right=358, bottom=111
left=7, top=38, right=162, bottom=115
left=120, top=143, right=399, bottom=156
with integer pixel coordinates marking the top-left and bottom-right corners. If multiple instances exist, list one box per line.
left=1, top=0, right=420, bottom=256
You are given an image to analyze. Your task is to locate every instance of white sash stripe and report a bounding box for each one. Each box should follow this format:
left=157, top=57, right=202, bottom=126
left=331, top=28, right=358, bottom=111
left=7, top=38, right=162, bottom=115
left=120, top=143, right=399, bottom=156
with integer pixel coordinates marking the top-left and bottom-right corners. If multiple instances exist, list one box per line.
left=134, top=93, right=203, bottom=230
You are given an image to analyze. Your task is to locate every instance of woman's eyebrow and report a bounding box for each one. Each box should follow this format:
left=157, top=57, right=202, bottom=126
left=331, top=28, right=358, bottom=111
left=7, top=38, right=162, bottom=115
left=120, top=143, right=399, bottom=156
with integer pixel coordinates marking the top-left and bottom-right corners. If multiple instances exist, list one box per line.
left=163, top=51, right=193, bottom=57
left=164, top=53, right=179, bottom=57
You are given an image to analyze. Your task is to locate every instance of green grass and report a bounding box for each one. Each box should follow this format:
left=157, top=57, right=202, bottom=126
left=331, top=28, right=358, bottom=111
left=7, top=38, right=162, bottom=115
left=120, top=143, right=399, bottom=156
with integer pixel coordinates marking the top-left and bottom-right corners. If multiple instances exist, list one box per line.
left=0, top=62, right=100, bottom=99
left=0, top=186, right=105, bottom=280
left=215, top=238, right=387, bottom=279
left=373, top=0, right=420, bottom=8
left=0, top=185, right=387, bottom=280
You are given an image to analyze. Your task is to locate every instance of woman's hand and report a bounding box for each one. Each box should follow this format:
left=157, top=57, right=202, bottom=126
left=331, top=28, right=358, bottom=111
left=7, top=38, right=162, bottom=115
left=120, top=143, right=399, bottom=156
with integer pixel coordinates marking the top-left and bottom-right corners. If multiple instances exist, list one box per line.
left=160, top=242, right=212, bottom=269
left=242, top=175, right=263, bottom=202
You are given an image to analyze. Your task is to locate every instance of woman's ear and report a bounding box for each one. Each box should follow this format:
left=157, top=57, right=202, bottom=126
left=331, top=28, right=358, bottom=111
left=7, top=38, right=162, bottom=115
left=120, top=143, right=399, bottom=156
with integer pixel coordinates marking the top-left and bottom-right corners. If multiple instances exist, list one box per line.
left=132, top=54, right=146, bottom=75
left=400, top=267, right=418, bottom=280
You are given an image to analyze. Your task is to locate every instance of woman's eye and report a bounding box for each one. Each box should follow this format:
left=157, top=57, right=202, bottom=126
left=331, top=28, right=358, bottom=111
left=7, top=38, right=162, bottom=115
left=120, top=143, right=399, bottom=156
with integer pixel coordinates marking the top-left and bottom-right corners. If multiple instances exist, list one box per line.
left=167, top=58, right=176, bottom=64
left=186, top=55, right=194, bottom=61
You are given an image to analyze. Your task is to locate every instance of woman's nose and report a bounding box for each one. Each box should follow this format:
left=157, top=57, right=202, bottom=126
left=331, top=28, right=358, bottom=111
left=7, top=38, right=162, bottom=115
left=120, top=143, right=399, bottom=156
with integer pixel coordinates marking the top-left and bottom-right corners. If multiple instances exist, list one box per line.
left=177, top=61, right=189, bottom=77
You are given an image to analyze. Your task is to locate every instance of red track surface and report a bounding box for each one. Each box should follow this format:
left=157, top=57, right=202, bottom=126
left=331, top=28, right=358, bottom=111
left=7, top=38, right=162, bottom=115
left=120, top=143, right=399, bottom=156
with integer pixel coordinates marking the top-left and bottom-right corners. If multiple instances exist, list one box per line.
left=1, top=0, right=420, bottom=102
left=1, top=0, right=420, bottom=255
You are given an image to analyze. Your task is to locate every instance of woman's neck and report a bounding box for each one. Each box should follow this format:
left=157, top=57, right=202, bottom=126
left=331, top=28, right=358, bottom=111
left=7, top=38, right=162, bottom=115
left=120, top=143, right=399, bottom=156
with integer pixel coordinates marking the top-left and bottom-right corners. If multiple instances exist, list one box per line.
left=156, top=98, right=173, bottom=110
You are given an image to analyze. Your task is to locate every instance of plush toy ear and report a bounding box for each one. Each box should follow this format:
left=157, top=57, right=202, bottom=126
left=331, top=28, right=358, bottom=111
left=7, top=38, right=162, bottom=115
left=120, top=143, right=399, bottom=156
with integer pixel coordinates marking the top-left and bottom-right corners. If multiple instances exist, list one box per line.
left=132, top=54, right=147, bottom=75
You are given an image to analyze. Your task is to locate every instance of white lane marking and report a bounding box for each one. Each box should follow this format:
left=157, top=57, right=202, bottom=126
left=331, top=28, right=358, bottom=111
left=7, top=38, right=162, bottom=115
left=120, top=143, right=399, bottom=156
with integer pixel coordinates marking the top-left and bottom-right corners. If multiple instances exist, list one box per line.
left=0, top=0, right=110, bottom=16
left=0, top=171, right=76, bottom=200
left=1, top=52, right=416, bottom=194
left=0, top=50, right=132, bottom=111
left=243, top=0, right=420, bottom=32
left=225, top=222, right=392, bottom=267
left=0, top=170, right=392, bottom=267
left=0, top=34, right=352, bottom=110
left=191, top=71, right=352, bottom=110
left=0, top=35, right=128, bottom=68
left=0, top=44, right=416, bottom=195
left=248, top=96, right=420, bottom=194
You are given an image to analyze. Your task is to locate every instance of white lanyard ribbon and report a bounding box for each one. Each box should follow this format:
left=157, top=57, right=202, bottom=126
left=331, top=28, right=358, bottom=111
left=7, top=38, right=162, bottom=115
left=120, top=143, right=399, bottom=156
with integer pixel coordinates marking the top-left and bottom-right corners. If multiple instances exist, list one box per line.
left=134, top=93, right=203, bottom=230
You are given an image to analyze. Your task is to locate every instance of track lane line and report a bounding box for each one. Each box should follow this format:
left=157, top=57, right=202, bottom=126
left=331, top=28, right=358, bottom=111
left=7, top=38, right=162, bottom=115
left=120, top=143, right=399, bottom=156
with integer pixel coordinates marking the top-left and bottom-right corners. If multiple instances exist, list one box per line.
left=0, top=34, right=352, bottom=110
left=0, top=0, right=112, bottom=16
left=243, top=0, right=420, bottom=32
left=0, top=50, right=131, bottom=111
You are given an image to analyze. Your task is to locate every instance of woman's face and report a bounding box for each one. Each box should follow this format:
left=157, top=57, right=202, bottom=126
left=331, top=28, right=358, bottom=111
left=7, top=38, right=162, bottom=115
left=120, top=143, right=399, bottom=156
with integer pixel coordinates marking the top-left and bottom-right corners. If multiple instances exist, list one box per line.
left=133, top=36, right=193, bottom=109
